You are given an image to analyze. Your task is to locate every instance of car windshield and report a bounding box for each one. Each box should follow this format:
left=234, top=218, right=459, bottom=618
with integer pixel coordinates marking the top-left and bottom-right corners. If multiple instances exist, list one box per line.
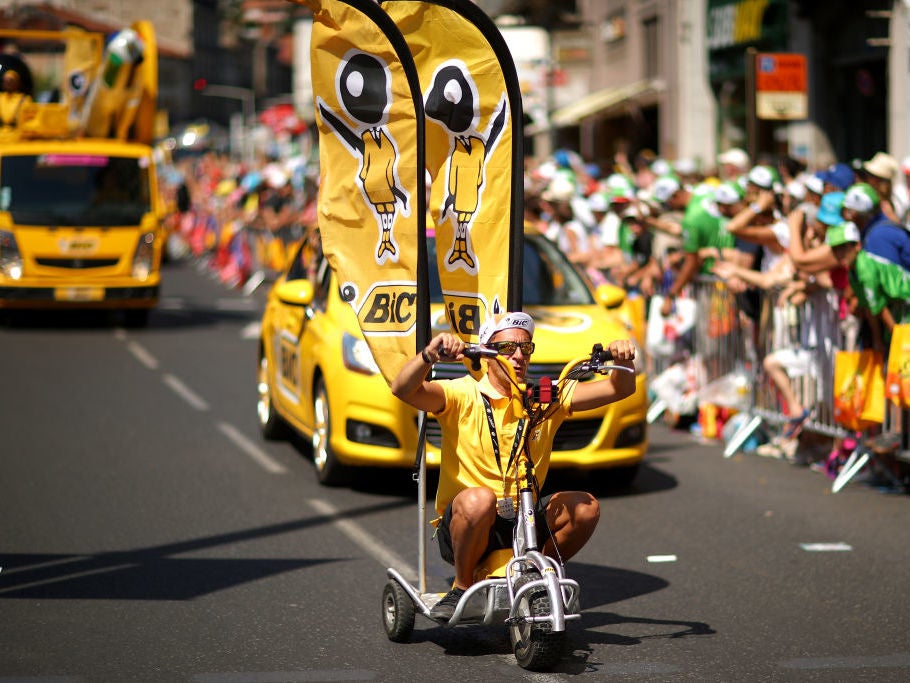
left=427, top=233, right=595, bottom=305
left=0, top=154, right=151, bottom=226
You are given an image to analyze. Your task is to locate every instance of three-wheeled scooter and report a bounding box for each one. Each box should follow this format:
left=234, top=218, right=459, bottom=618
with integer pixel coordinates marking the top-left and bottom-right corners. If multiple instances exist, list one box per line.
left=382, top=343, right=634, bottom=670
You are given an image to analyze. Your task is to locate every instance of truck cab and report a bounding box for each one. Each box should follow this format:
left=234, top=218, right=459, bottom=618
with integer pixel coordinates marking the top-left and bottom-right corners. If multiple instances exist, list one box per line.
left=0, top=22, right=162, bottom=326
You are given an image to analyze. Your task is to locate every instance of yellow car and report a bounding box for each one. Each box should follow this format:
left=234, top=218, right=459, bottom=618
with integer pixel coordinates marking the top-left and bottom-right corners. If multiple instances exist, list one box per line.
left=257, top=231, right=648, bottom=486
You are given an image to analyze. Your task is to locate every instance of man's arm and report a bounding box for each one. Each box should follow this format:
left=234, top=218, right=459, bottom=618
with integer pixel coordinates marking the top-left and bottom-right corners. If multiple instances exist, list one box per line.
left=390, top=332, right=464, bottom=414
left=569, top=339, right=637, bottom=412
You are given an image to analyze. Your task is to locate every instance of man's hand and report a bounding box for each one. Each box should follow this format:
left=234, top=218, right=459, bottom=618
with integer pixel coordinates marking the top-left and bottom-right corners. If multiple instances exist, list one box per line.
left=606, top=339, right=636, bottom=362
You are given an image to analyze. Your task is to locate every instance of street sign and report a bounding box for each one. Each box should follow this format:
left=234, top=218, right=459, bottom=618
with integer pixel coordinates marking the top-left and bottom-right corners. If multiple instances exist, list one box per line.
left=755, top=52, right=807, bottom=120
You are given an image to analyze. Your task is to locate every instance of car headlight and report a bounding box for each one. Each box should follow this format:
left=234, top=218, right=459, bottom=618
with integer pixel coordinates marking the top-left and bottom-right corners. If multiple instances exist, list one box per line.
left=342, top=332, right=381, bottom=375
left=131, top=231, right=156, bottom=280
left=0, top=230, right=22, bottom=279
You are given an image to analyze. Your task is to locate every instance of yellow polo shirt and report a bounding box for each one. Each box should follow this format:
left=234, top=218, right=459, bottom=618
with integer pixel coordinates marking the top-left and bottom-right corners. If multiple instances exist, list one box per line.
left=432, top=373, right=576, bottom=518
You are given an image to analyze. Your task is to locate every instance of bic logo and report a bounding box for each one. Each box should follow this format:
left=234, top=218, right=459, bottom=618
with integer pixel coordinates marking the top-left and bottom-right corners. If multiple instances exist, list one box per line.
left=357, top=282, right=418, bottom=334
left=442, top=295, right=487, bottom=337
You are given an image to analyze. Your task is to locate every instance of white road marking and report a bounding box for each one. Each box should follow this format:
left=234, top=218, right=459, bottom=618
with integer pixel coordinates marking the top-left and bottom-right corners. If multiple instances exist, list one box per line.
left=126, top=341, right=159, bottom=370
left=307, top=498, right=417, bottom=584
left=240, top=321, right=261, bottom=339
left=215, top=298, right=256, bottom=311
left=193, top=671, right=375, bottom=683
left=780, top=653, right=910, bottom=670
left=647, top=554, right=678, bottom=563
left=799, top=542, right=853, bottom=552
left=216, top=421, right=287, bottom=474
left=0, top=562, right=135, bottom=595
left=163, top=373, right=210, bottom=411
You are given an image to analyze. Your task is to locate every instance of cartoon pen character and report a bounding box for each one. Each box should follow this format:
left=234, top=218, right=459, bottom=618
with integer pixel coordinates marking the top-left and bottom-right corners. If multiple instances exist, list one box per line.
left=318, top=51, right=409, bottom=264
left=425, top=61, right=506, bottom=273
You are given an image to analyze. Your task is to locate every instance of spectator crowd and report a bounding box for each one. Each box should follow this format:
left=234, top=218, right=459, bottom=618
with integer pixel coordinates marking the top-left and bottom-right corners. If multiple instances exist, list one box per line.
left=162, top=141, right=910, bottom=486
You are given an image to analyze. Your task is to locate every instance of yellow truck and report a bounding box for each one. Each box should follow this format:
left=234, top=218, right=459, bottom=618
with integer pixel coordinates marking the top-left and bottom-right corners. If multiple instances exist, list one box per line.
left=0, top=22, right=163, bottom=326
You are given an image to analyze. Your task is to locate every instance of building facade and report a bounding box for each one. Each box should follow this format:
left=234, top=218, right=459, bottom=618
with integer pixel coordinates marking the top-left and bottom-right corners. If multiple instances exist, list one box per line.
left=526, top=0, right=909, bottom=172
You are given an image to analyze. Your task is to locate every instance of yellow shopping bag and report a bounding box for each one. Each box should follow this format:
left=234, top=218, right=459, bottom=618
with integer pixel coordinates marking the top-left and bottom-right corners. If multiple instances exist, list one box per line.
left=885, top=324, right=910, bottom=408
left=833, top=350, right=886, bottom=431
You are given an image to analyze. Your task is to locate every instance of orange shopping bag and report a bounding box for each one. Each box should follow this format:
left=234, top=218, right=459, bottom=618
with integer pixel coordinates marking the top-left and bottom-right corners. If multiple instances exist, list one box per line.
left=833, top=350, right=886, bottom=431
left=885, top=324, right=910, bottom=408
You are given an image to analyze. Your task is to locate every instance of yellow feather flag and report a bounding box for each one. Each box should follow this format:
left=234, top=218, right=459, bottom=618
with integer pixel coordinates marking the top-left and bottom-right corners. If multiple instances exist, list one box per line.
left=296, top=0, right=429, bottom=385
left=383, top=0, right=525, bottom=339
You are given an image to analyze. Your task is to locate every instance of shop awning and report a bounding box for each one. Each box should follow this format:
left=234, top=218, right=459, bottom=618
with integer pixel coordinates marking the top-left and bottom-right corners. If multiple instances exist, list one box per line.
left=547, top=79, right=664, bottom=128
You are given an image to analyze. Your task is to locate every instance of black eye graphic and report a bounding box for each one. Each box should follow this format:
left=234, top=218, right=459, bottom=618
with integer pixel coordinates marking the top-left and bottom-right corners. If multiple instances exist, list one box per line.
left=340, top=284, right=356, bottom=302
left=68, top=71, right=88, bottom=96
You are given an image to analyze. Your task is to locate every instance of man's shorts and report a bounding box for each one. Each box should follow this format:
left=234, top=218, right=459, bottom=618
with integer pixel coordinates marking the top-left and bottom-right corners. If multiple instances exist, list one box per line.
left=436, top=494, right=553, bottom=565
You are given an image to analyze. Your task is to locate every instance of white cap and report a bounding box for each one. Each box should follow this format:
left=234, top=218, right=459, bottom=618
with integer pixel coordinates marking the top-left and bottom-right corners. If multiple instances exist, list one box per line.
left=478, top=312, right=535, bottom=344
left=714, top=182, right=743, bottom=206
left=674, top=158, right=697, bottom=175
left=804, top=175, right=824, bottom=195
left=786, top=180, right=806, bottom=201
left=718, top=147, right=750, bottom=169
left=652, top=176, right=682, bottom=204
left=651, top=159, right=672, bottom=176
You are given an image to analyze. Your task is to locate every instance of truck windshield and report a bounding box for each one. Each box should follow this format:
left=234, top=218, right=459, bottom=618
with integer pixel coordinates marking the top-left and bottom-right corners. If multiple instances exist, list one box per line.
left=0, top=154, right=151, bottom=226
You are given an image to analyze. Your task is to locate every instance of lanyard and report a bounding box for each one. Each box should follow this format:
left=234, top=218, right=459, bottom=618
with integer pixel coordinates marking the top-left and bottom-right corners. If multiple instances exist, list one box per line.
left=481, top=394, right=525, bottom=477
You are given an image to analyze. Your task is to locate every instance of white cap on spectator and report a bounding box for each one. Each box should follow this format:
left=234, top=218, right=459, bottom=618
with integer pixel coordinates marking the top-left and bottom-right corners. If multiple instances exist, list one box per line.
left=747, top=165, right=775, bottom=190
left=674, top=158, right=697, bottom=175
left=652, top=176, right=682, bottom=204
left=714, top=182, right=743, bottom=205
left=786, top=180, right=806, bottom=201
left=804, top=174, right=824, bottom=196
left=587, top=192, right=609, bottom=213
left=541, top=174, right=575, bottom=202
left=718, top=147, right=750, bottom=169
left=651, top=159, right=672, bottom=176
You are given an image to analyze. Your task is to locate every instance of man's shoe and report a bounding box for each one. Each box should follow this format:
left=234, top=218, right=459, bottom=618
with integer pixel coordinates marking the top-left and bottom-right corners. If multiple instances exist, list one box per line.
left=430, top=587, right=465, bottom=622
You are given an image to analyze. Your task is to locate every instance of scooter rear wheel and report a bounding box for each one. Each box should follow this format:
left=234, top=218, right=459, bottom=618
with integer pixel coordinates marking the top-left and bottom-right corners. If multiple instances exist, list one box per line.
left=382, top=580, right=415, bottom=642
left=509, top=571, right=565, bottom=670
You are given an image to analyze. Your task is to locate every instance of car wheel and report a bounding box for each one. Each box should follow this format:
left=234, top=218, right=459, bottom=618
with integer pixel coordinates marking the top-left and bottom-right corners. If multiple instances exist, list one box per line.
left=312, top=377, right=350, bottom=486
left=257, top=353, right=288, bottom=440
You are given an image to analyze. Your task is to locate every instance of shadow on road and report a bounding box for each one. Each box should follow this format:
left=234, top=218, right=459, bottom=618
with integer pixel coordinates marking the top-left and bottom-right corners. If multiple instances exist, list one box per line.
left=400, top=561, right=713, bottom=672
left=0, top=499, right=412, bottom=601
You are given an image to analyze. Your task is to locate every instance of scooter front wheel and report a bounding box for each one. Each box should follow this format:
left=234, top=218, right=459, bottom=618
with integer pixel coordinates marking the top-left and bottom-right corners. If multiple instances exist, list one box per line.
left=509, top=572, right=565, bottom=671
left=382, top=580, right=415, bottom=642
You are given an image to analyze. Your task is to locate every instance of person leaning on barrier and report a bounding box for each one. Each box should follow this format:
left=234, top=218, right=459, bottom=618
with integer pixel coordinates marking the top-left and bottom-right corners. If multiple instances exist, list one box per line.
left=389, top=313, right=637, bottom=621
left=652, top=175, right=731, bottom=317
left=829, top=194, right=910, bottom=338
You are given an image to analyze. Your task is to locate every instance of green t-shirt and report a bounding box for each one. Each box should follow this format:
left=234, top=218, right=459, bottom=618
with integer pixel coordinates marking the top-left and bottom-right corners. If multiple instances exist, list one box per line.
left=850, top=250, right=910, bottom=322
left=680, top=195, right=733, bottom=273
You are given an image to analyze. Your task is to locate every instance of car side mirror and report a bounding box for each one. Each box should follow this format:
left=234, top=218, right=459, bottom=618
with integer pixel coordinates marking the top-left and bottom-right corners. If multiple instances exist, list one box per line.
left=274, top=279, right=315, bottom=306
left=594, top=283, right=626, bottom=308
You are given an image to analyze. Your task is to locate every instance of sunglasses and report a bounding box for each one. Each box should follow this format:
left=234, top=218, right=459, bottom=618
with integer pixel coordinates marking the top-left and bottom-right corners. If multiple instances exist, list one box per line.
left=486, top=340, right=535, bottom=356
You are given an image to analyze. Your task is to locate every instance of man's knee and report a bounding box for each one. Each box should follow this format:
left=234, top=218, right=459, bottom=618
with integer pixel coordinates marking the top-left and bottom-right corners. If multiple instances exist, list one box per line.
left=451, top=487, right=497, bottom=525
left=573, top=492, right=600, bottom=528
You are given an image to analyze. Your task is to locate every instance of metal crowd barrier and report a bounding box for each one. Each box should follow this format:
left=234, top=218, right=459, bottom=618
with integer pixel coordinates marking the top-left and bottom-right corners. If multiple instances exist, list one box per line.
left=678, top=277, right=909, bottom=492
